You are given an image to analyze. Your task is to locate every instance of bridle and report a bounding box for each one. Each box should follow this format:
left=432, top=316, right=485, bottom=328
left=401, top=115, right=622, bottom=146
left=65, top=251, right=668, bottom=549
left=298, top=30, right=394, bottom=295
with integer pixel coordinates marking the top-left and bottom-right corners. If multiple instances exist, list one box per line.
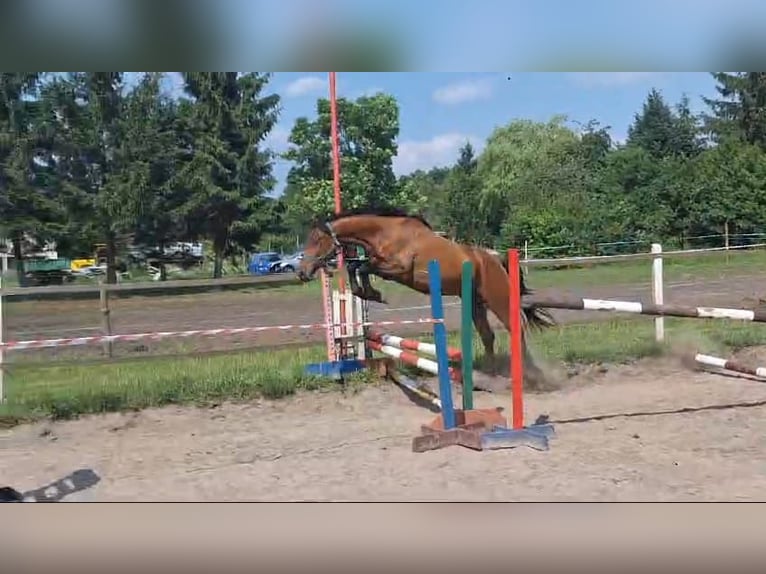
left=303, top=221, right=343, bottom=267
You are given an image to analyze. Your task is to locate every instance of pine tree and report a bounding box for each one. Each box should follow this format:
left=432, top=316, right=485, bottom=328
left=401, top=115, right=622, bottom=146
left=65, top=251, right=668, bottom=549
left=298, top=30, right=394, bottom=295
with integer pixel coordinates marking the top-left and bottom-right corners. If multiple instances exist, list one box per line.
left=176, top=73, right=280, bottom=278
left=626, top=88, right=677, bottom=159
left=703, top=72, right=766, bottom=148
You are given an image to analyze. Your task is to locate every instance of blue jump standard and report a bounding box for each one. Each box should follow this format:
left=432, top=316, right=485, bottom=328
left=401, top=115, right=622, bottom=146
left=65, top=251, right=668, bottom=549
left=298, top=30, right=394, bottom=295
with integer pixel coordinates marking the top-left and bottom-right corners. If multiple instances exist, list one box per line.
left=304, top=359, right=366, bottom=379
left=428, top=259, right=457, bottom=430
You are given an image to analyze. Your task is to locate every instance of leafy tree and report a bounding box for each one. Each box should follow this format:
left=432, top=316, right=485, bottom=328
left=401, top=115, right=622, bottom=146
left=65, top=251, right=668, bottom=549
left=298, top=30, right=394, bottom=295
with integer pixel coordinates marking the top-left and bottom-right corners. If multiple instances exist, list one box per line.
left=476, top=116, right=591, bottom=249
left=687, top=141, right=766, bottom=238
left=282, top=93, right=424, bottom=225
left=396, top=166, right=450, bottom=229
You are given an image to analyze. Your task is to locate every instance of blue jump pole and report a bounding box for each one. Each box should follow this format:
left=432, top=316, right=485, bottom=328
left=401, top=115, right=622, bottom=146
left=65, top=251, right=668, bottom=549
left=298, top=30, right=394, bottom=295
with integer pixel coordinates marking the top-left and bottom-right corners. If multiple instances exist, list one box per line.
left=428, top=259, right=456, bottom=430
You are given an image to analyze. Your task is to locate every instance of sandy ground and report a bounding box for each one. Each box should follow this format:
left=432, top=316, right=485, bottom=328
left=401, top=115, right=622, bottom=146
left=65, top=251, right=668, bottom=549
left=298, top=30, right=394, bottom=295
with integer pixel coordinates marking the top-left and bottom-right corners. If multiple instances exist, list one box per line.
left=4, top=347, right=766, bottom=501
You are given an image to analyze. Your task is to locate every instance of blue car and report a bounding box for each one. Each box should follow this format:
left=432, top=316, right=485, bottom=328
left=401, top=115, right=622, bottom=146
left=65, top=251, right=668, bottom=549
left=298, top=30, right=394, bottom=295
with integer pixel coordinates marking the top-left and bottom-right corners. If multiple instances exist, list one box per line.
left=248, top=252, right=281, bottom=276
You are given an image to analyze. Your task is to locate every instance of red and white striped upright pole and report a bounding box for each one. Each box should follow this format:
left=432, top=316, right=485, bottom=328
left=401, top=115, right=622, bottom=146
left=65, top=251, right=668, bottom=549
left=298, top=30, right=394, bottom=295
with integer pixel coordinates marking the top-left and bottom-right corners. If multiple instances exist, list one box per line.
left=326, top=72, right=347, bottom=360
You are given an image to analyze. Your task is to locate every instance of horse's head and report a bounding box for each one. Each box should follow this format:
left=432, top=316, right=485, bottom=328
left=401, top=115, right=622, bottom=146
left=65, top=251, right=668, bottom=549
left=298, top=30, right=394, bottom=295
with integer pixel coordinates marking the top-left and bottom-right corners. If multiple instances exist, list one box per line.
left=297, top=221, right=340, bottom=282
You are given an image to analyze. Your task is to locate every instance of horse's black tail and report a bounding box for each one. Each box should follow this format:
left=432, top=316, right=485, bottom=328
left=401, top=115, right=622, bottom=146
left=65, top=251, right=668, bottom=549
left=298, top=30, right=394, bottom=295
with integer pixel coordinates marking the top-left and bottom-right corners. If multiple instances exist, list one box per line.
left=499, top=254, right=556, bottom=330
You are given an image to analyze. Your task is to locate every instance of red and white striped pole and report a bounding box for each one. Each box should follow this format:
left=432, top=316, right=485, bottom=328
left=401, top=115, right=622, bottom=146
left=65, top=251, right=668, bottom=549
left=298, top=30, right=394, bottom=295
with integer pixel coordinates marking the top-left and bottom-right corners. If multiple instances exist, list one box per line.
left=328, top=72, right=347, bottom=360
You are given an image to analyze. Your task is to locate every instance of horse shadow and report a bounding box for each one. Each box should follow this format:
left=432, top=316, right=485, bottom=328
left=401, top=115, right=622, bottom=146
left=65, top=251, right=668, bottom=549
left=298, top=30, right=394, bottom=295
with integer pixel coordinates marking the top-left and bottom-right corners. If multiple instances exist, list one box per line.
left=541, top=398, right=766, bottom=427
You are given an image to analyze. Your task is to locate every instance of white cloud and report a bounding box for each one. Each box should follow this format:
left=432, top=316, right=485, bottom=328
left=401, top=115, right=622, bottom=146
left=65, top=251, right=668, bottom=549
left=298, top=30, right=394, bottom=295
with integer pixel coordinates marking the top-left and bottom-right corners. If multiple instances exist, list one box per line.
left=284, top=75, right=327, bottom=97
left=264, top=125, right=291, bottom=152
left=394, top=133, right=482, bottom=175
left=569, top=72, right=666, bottom=88
left=432, top=78, right=494, bottom=105
left=355, top=87, right=385, bottom=98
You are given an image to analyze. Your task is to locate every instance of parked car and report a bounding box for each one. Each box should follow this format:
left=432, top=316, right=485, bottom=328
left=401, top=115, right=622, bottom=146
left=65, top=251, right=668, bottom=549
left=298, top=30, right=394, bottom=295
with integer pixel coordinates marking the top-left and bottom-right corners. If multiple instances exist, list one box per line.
left=248, top=252, right=282, bottom=276
left=270, top=251, right=304, bottom=273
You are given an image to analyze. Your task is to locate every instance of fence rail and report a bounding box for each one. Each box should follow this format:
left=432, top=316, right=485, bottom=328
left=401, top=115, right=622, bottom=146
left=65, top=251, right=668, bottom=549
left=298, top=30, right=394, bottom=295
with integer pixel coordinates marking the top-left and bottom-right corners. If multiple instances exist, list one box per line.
left=522, top=242, right=766, bottom=267
left=3, top=240, right=766, bottom=297
left=0, top=272, right=301, bottom=298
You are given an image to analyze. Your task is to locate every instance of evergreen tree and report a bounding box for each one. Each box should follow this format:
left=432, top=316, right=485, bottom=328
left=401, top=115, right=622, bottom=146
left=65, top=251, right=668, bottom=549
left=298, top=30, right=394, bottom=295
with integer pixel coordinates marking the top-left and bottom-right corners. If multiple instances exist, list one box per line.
left=175, top=72, right=281, bottom=278
left=626, top=88, right=677, bottom=159
left=703, top=72, right=766, bottom=148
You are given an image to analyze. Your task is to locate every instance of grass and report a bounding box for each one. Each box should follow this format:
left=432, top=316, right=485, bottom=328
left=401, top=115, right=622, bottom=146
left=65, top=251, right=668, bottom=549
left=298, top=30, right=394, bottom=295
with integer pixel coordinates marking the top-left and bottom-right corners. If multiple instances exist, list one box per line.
left=4, top=314, right=766, bottom=426
left=525, top=248, right=766, bottom=289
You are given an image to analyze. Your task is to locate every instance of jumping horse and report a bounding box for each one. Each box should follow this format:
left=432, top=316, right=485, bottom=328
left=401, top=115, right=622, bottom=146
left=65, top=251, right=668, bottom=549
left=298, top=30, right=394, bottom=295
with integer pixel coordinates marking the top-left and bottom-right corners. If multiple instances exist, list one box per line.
left=296, top=207, right=555, bottom=384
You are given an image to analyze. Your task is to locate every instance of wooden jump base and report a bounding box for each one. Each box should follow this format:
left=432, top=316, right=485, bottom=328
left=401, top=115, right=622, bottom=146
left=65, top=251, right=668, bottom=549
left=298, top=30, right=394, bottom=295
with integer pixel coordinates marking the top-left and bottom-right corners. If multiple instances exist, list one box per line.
left=695, top=353, right=766, bottom=381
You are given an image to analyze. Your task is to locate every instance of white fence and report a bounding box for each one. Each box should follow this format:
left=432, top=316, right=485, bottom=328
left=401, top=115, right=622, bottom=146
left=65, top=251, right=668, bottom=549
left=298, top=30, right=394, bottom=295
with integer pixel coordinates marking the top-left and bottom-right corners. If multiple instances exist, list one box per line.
left=521, top=232, right=766, bottom=260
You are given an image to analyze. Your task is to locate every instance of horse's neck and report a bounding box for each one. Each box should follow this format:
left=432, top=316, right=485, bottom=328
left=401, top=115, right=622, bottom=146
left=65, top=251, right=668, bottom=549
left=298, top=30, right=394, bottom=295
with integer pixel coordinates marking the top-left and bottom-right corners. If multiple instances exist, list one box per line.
left=331, top=216, right=382, bottom=246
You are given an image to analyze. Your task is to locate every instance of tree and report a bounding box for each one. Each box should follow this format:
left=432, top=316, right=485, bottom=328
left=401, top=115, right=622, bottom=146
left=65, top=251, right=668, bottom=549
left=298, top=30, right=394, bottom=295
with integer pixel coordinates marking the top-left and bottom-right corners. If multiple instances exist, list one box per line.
left=671, top=94, right=705, bottom=157
left=441, top=142, right=486, bottom=243
left=476, top=116, right=591, bottom=249
left=282, top=93, right=424, bottom=225
left=396, top=166, right=450, bottom=229
left=703, top=72, right=766, bottom=148
left=174, top=72, right=280, bottom=278
left=687, top=141, right=766, bottom=238
left=626, top=88, right=678, bottom=159
left=123, top=74, right=187, bottom=280
left=0, top=72, right=69, bottom=283
left=42, top=72, right=172, bottom=282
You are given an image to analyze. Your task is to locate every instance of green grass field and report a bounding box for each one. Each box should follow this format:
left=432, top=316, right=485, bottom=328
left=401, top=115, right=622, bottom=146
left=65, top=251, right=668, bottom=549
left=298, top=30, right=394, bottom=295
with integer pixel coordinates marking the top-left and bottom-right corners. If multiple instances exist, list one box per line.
left=3, top=247, right=766, bottom=425
left=4, top=313, right=766, bottom=425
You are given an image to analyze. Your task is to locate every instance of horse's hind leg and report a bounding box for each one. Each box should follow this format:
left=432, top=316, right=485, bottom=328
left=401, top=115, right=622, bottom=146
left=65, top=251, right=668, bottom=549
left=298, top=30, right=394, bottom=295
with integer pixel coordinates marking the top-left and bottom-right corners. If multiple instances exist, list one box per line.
left=519, top=325, right=547, bottom=389
left=471, top=297, right=497, bottom=367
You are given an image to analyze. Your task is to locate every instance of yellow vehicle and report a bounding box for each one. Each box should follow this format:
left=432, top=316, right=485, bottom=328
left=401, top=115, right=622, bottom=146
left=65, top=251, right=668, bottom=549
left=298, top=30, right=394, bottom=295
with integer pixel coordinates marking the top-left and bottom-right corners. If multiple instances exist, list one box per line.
left=70, top=258, right=96, bottom=272
left=70, top=244, right=107, bottom=272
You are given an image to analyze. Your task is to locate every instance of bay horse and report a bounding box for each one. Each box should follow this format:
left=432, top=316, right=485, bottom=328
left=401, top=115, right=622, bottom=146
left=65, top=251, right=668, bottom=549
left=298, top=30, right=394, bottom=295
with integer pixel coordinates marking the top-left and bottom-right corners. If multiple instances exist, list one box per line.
left=296, top=207, right=555, bottom=383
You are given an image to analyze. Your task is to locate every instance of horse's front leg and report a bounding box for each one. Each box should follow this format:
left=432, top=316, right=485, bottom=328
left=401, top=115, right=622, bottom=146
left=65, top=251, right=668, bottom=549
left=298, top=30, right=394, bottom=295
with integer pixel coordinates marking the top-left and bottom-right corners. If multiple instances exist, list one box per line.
left=344, top=260, right=366, bottom=299
left=358, top=262, right=386, bottom=304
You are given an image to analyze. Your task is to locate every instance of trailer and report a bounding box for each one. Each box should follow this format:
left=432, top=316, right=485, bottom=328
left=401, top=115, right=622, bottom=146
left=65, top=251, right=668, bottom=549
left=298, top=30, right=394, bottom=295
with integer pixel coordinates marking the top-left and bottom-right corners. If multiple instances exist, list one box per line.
left=22, top=257, right=74, bottom=286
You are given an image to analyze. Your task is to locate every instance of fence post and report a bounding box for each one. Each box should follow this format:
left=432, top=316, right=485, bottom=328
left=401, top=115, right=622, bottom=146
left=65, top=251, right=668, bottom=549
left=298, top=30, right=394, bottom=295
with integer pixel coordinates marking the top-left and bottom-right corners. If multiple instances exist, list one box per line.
left=99, top=282, right=114, bottom=358
left=651, top=243, right=664, bottom=343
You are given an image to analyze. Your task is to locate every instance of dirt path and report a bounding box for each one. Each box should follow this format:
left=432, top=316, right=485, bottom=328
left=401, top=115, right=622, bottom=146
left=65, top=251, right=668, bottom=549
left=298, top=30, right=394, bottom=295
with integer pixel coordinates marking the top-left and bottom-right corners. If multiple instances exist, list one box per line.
left=4, top=349, right=766, bottom=501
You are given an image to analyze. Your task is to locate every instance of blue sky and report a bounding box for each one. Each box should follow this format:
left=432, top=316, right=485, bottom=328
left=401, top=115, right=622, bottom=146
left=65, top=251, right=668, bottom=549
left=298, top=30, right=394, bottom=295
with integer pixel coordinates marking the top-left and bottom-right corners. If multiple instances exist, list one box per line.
left=257, top=72, right=721, bottom=196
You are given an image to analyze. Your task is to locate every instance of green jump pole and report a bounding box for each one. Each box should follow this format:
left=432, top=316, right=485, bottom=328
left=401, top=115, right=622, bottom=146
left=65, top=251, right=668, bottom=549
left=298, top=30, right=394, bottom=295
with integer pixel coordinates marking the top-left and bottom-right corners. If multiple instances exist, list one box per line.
left=461, top=261, right=474, bottom=411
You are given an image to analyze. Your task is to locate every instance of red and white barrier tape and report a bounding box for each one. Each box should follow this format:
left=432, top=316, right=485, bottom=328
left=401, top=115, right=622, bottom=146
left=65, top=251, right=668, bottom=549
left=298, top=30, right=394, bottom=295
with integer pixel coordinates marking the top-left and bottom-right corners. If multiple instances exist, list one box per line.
left=0, top=318, right=442, bottom=351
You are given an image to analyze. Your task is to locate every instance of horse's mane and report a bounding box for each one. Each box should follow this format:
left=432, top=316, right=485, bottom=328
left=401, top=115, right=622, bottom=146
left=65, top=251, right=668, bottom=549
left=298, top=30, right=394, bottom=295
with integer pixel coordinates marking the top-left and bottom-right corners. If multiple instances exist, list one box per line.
left=312, top=206, right=433, bottom=230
